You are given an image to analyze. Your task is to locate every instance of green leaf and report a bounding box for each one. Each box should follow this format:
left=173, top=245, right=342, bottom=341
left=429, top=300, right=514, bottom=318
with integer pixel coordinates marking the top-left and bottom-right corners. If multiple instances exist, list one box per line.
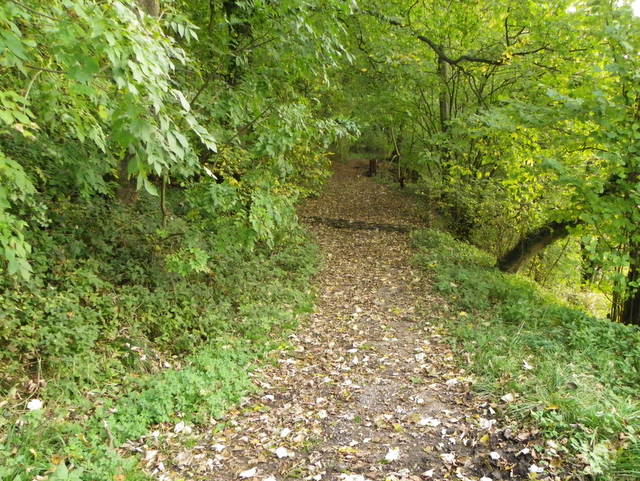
left=143, top=177, right=159, bottom=196
left=0, top=30, right=28, bottom=61
left=69, top=56, right=100, bottom=83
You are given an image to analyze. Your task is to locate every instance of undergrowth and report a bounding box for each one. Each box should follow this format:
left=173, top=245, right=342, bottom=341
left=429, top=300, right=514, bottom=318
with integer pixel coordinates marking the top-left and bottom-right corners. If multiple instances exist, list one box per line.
left=412, top=229, right=640, bottom=480
left=0, top=189, right=317, bottom=480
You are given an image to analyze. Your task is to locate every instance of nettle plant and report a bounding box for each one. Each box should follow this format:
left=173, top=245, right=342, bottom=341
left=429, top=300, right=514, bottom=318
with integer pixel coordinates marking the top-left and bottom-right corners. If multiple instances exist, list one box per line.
left=0, top=0, right=215, bottom=279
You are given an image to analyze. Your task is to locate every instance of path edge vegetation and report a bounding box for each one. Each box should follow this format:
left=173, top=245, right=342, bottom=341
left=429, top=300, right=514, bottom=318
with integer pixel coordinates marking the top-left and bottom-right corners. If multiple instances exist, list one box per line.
left=411, top=227, right=640, bottom=480
left=0, top=216, right=320, bottom=480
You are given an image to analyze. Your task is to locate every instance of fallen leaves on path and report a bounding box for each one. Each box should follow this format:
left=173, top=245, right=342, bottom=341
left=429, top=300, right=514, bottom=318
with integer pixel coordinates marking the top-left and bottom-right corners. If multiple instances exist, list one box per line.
left=126, top=159, right=575, bottom=481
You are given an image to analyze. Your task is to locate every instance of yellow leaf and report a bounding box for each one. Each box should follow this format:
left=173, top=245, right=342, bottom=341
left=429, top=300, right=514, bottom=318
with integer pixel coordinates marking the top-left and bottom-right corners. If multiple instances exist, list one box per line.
left=338, top=446, right=358, bottom=454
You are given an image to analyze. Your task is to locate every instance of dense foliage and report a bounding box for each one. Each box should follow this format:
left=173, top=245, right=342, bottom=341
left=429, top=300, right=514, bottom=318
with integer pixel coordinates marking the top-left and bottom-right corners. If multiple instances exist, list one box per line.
left=337, top=0, right=640, bottom=324
left=3, top=0, right=640, bottom=479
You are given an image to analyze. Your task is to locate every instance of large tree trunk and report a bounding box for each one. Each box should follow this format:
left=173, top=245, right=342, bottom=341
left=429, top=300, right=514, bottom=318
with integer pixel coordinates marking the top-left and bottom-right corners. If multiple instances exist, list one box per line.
left=612, top=244, right=640, bottom=326
left=437, top=55, right=450, bottom=132
left=498, top=220, right=578, bottom=273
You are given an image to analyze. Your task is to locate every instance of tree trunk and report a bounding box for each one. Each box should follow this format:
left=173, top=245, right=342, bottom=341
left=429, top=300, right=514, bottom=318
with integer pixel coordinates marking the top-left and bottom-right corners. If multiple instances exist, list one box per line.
left=389, top=127, right=404, bottom=187
left=437, top=55, right=450, bottom=132
left=617, top=244, right=640, bottom=326
left=137, top=0, right=159, bottom=16
left=497, top=220, right=578, bottom=273
left=368, top=159, right=377, bottom=176
left=117, top=153, right=138, bottom=204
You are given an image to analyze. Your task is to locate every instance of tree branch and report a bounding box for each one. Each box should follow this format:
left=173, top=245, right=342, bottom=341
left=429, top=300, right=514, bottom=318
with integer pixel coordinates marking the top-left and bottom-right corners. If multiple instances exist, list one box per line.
left=8, top=0, right=57, bottom=21
left=361, top=9, right=549, bottom=67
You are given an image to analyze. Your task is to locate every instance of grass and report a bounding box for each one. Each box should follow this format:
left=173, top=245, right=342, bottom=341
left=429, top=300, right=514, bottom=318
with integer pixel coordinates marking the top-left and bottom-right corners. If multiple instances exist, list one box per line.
left=411, top=228, right=640, bottom=480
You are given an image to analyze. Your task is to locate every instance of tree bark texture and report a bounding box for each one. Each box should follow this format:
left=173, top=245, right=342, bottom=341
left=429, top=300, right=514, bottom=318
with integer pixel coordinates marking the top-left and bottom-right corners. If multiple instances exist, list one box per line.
left=497, top=220, right=578, bottom=273
left=438, top=55, right=450, bottom=132
left=617, top=244, right=640, bottom=325
left=368, top=159, right=377, bottom=176
left=137, top=0, right=159, bottom=16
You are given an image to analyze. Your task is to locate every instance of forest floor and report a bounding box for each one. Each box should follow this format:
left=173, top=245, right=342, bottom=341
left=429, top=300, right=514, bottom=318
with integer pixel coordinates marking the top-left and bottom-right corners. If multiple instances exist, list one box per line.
left=137, top=159, right=568, bottom=481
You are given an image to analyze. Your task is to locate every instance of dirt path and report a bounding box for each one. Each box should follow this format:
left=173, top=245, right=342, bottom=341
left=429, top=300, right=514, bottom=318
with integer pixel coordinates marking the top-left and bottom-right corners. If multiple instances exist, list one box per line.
left=143, top=159, right=555, bottom=481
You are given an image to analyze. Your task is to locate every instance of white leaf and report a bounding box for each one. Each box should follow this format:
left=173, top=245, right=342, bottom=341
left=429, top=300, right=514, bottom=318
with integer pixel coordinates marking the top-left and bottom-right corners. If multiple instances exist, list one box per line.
left=175, top=451, right=191, bottom=465
left=418, top=417, right=441, bottom=427
left=500, top=393, right=515, bottom=403
left=414, top=353, right=426, bottom=362
left=144, top=450, right=158, bottom=462
left=422, top=469, right=434, bottom=478
left=479, top=417, right=496, bottom=430
left=274, top=447, right=293, bottom=459
left=523, top=360, right=534, bottom=370
left=489, top=451, right=500, bottom=460
left=174, top=421, right=185, bottom=433
left=27, top=399, right=43, bottom=411
left=339, top=475, right=368, bottom=481
left=385, top=447, right=400, bottom=462
left=212, top=444, right=226, bottom=452
left=239, top=467, right=258, bottom=478
left=279, top=427, right=291, bottom=438
left=480, top=477, right=493, bottom=481
left=529, top=465, right=544, bottom=473
left=440, top=452, right=455, bottom=464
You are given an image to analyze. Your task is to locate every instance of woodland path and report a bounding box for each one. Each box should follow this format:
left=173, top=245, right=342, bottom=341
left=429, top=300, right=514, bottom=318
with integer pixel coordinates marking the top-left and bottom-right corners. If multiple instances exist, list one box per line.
left=145, top=159, right=557, bottom=481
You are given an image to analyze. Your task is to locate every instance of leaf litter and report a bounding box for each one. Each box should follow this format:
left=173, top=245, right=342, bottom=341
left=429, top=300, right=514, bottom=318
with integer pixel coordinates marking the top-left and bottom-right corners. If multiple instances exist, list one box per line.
left=125, top=159, right=580, bottom=480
